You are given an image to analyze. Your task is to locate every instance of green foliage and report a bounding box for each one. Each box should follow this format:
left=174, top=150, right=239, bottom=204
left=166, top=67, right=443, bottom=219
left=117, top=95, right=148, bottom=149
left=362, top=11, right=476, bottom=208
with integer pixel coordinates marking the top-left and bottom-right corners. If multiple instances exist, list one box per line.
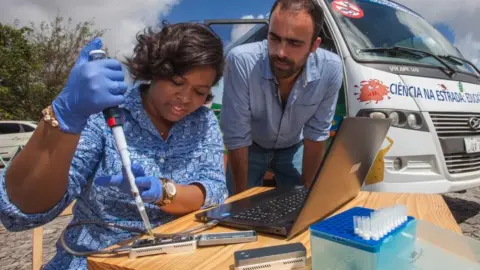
left=0, top=24, right=41, bottom=119
left=0, top=13, right=107, bottom=120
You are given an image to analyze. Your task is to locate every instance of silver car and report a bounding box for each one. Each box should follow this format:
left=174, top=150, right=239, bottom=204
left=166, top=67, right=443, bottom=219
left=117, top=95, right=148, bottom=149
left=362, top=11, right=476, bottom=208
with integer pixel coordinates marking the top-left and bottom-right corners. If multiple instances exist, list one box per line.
left=0, top=120, right=37, bottom=167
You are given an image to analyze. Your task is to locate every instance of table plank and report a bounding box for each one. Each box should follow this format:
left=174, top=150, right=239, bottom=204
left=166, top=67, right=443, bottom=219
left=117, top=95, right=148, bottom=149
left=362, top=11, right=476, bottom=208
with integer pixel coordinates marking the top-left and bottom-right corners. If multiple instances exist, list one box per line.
left=88, top=188, right=461, bottom=270
left=359, top=191, right=462, bottom=233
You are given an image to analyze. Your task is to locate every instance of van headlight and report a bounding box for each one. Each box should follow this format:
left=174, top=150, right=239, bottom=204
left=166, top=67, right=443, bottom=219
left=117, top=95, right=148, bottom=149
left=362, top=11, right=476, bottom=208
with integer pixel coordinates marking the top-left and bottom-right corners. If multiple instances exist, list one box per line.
left=407, top=113, right=423, bottom=130
left=357, top=109, right=429, bottom=132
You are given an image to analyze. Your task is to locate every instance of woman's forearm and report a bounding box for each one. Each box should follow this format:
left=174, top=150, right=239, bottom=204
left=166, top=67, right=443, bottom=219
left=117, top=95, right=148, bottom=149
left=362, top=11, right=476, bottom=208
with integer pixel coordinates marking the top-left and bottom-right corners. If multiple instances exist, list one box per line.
left=5, top=120, right=81, bottom=214
left=159, top=183, right=206, bottom=215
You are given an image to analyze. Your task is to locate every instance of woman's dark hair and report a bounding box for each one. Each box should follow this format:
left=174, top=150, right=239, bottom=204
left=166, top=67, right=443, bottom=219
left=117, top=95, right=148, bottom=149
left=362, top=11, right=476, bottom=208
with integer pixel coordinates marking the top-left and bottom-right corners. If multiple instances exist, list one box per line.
left=124, top=21, right=224, bottom=103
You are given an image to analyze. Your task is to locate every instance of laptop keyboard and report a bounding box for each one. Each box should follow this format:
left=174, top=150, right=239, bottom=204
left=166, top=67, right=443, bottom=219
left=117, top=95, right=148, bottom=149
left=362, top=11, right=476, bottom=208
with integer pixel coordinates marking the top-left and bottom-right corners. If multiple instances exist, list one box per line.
left=232, top=187, right=308, bottom=224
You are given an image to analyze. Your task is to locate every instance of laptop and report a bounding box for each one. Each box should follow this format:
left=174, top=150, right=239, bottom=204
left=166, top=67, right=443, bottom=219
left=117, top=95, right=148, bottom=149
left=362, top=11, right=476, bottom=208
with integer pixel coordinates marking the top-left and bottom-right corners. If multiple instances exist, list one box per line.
left=195, top=117, right=391, bottom=239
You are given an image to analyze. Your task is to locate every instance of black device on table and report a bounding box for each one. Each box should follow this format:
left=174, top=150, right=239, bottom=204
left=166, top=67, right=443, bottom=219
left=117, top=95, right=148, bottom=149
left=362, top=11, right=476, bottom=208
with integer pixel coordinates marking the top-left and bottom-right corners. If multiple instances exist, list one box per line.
left=234, top=242, right=307, bottom=270
left=195, top=117, right=391, bottom=239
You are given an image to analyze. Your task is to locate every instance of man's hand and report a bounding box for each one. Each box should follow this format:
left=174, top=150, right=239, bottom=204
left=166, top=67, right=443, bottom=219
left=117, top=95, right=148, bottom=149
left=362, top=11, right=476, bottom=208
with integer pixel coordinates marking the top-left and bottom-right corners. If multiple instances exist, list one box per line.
left=302, top=139, right=326, bottom=188
left=94, top=164, right=163, bottom=203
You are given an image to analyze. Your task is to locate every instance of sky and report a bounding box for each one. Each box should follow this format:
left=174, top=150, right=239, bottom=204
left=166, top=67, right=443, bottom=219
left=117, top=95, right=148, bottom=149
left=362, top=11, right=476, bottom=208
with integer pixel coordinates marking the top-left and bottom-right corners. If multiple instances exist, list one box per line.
left=0, top=0, right=479, bottom=72
left=395, top=0, right=480, bottom=66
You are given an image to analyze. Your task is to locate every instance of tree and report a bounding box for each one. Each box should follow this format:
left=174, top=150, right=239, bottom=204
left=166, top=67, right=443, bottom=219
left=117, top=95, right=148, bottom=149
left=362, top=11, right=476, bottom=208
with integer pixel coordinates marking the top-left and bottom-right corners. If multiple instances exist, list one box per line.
left=0, top=24, right=43, bottom=120
left=0, top=13, right=108, bottom=120
left=29, top=14, right=108, bottom=105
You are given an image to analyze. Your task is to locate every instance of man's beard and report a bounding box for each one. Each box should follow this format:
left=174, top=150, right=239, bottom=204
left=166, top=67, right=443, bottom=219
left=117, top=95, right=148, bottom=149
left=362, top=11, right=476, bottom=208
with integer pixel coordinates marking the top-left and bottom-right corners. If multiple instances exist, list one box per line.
left=269, top=53, right=309, bottom=80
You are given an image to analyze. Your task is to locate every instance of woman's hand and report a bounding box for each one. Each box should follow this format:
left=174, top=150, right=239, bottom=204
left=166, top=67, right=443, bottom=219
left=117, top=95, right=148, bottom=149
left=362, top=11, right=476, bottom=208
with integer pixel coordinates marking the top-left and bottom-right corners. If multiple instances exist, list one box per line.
left=94, top=164, right=163, bottom=204
left=94, top=164, right=209, bottom=215
left=52, top=37, right=129, bottom=134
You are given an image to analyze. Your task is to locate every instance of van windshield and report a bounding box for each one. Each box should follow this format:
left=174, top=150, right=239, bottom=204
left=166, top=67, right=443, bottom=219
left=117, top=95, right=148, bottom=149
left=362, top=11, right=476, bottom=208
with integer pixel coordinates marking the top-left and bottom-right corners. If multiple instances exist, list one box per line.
left=326, top=0, right=478, bottom=75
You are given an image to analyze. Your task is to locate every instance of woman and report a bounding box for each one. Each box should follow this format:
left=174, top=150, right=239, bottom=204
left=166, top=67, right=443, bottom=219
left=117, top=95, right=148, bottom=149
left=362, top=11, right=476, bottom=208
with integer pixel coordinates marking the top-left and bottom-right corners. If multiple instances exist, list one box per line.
left=0, top=22, right=228, bottom=269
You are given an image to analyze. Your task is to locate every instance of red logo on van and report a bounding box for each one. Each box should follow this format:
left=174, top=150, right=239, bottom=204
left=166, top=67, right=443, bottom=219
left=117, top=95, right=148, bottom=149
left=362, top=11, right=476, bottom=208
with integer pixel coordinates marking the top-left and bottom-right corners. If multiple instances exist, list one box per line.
left=438, top=84, right=447, bottom=91
left=332, top=0, right=364, bottom=19
left=354, top=79, right=391, bottom=104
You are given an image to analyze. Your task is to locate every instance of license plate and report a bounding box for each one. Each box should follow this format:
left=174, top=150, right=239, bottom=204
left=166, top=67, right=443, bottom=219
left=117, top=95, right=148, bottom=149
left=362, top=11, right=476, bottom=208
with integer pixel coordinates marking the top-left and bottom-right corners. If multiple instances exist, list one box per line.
left=464, top=137, right=480, bottom=154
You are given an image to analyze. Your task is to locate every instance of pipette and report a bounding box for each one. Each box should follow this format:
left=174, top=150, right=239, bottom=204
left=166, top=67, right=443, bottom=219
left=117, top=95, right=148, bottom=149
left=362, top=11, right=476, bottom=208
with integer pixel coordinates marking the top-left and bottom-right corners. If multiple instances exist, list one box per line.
left=89, top=50, right=154, bottom=238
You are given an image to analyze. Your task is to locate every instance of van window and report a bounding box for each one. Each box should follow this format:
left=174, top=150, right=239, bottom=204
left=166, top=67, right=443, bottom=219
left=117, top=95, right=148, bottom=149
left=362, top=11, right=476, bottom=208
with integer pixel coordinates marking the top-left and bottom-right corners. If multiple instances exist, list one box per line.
left=243, top=25, right=268, bottom=44
left=0, top=123, right=21, bottom=134
left=327, top=0, right=477, bottom=75
left=211, top=23, right=270, bottom=120
left=22, top=125, right=35, bottom=132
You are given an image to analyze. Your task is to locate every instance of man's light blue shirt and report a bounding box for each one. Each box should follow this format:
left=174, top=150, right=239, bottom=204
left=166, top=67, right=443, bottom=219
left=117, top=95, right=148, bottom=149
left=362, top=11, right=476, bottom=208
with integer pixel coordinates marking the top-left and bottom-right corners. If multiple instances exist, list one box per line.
left=220, top=40, right=344, bottom=150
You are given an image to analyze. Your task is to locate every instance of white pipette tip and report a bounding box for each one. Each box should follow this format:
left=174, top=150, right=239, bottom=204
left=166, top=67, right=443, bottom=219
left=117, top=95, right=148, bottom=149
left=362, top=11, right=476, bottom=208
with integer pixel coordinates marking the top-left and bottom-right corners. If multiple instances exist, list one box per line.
left=361, top=216, right=371, bottom=240
left=354, top=204, right=408, bottom=241
left=353, top=216, right=361, bottom=235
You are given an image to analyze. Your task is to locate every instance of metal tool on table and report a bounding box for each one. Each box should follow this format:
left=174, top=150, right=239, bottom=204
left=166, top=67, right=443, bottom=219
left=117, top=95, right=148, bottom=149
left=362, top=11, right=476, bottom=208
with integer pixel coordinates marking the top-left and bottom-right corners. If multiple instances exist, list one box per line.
left=88, top=50, right=154, bottom=238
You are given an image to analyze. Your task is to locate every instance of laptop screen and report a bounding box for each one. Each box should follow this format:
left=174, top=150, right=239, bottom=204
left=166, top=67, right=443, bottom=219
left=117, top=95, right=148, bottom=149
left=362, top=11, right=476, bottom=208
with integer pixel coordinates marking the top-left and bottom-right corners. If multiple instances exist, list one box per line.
left=288, top=117, right=391, bottom=238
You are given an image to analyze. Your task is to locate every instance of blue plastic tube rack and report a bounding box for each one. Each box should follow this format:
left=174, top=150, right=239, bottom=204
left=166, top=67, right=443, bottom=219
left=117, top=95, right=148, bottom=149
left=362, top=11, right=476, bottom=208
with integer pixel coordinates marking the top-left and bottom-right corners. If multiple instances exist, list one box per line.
left=309, top=206, right=417, bottom=270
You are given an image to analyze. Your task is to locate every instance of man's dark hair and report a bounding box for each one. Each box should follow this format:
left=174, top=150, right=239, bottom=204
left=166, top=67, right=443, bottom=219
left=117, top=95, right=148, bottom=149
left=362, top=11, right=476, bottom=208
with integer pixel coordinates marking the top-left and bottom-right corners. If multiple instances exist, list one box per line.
left=124, top=21, right=224, bottom=103
left=269, top=0, right=325, bottom=42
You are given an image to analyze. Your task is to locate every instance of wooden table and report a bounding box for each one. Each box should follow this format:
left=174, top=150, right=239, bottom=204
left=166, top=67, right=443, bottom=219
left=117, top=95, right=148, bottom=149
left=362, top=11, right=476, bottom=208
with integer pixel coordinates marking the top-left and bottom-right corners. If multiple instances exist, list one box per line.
left=87, top=187, right=462, bottom=270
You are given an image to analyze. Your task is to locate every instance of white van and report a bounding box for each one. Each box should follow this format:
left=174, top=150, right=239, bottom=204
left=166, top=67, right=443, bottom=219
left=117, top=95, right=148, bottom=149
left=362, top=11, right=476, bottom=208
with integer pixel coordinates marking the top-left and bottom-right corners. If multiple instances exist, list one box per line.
left=206, top=0, right=480, bottom=194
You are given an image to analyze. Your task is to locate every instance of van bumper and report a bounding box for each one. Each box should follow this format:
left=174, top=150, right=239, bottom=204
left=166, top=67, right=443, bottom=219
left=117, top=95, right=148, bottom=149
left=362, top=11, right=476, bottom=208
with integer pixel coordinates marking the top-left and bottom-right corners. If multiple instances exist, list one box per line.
left=360, top=115, right=480, bottom=194
left=362, top=177, right=480, bottom=194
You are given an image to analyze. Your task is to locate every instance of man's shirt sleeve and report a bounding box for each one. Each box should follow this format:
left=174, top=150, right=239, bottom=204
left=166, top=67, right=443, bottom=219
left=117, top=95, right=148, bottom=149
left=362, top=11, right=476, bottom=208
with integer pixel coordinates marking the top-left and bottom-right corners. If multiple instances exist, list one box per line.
left=220, top=50, right=252, bottom=150
left=303, top=60, right=344, bottom=142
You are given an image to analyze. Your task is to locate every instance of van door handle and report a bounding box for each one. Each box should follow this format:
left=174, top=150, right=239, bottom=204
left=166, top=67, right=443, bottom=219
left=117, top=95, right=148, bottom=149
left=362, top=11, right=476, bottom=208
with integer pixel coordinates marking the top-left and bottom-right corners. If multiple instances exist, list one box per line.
left=12, top=137, right=21, bottom=140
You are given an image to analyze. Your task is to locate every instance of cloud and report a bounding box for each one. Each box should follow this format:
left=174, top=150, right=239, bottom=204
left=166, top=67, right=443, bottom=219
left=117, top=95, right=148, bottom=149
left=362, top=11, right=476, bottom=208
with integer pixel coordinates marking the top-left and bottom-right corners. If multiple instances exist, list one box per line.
left=0, top=0, right=181, bottom=60
left=395, top=0, right=480, bottom=68
left=230, top=14, right=266, bottom=43
left=455, top=33, right=480, bottom=67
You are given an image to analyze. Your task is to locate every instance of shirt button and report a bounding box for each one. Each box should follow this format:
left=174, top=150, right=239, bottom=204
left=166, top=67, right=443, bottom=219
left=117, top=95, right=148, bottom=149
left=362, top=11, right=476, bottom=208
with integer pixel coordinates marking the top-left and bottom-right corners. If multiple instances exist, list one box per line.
left=160, top=158, right=165, bottom=163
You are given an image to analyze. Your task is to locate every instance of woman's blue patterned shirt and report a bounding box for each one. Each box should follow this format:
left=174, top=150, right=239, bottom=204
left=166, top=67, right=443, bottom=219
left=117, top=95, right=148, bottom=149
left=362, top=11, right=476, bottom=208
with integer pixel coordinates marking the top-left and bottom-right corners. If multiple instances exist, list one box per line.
left=0, top=86, right=229, bottom=269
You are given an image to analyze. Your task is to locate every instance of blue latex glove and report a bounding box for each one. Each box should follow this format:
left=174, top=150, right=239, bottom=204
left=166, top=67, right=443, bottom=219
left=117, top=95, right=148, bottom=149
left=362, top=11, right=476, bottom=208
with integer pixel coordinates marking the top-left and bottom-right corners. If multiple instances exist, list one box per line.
left=52, top=37, right=129, bottom=134
left=94, top=164, right=163, bottom=204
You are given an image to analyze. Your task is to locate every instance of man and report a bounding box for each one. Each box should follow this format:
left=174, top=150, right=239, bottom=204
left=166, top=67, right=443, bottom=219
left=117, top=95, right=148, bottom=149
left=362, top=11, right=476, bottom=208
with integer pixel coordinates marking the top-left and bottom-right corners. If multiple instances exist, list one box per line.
left=220, top=0, right=344, bottom=196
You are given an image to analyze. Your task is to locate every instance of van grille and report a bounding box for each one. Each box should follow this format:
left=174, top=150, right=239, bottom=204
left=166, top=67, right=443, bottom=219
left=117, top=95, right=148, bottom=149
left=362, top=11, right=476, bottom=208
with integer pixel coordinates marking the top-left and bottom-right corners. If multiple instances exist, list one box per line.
left=430, top=112, right=480, bottom=174
left=429, top=112, right=480, bottom=137
left=443, top=153, right=480, bottom=174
